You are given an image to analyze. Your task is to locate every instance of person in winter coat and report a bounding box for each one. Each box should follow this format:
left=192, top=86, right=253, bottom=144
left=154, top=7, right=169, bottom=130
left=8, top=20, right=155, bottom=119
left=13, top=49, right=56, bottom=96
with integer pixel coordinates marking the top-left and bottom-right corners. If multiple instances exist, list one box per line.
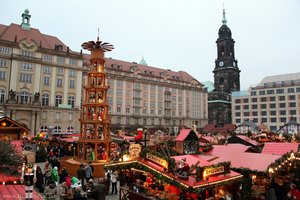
left=51, top=166, right=59, bottom=187
left=111, top=171, right=118, bottom=195
left=77, top=164, right=85, bottom=185
left=59, top=167, right=68, bottom=183
left=44, top=162, right=52, bottom=185
left=66, top=173, right=72, bottom=189
left=85, top=164, right=93, bottom=183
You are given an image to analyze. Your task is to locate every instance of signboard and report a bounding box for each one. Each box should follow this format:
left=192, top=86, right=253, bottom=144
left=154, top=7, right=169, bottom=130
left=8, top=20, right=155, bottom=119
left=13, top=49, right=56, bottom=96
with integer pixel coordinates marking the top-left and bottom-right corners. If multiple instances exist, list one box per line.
left=129, top=144, right=141, bottom=159
left=58, top=104, right=72, bottom=109
left=146, top=153, right=168, bottom=168
left=204, top=165, right=224, bottom=177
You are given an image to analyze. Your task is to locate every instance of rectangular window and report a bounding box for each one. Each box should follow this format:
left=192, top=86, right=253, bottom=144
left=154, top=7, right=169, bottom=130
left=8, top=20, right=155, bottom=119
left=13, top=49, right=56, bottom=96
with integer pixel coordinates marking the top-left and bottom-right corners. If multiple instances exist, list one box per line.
left=267, top=90, right=274, bottom=95
left=260, top=104, right=267, bottom=109
left=42, top=111, right=47, bottom=120
left=235, top=119, right=241, bottom=123
left=279, top=103, right=286, bottom=108
left=260, top=97, right=267, bottom=102
left=269, top=96, right=276, bottom=101
left=280, top=118, right=286, bottom=123
left=43, top=54, right=52, bottom=62
left=235, top=105, right=241, bottom=110
left=126, top=107, right=130, bottom=113
left=289, top=95, right=296, bottom=100
left=279, top=96, right=285, bottom=101
left=69, top=112, right=73, bottom=121
left=243, top=105, right=249, bottom=109
left=261, top=118, right=267, bottom=123
left=270, top=111, right=276, bottom=115
left=252, top=104, right=258, bottom=109
left=44, top=77, right=50, bottom=85
left=280, top=110, right=286, bottom=115
left=243, top=99, right=249, bottom=103
left=56, top=112, right=61, bottom=120
left=69, top=59, right=78, bottom=65
left=252, top=111, right=258, bottom=116
left=21, top=62, right=33, bottom=70
left=57, top=57, right=65, bottom=64
left=290, top=110, right=296, bottom=115
left=69, top=69, right=76, bottom=78
left=0, top=46, right=11, bottom=54
left=270, top=103, right=276, bottom=109
left=44, top=66, right=51, bottom=74
left=0, top=71, right=6, bottom=80
left=117, top=117, right=121, bottom=124
left=276, top=88, right=284, bottom=94
left=259, top=90, right=265, bottom=95
left=19, top=73, right=32, bottom=83
left=287, top=88, right=295, bottom=93
left=58, top=67, right=64, bottom=75
left=235, top=112, right=241, bottom=117
left=21, top=50, right=33, bottom=57
left=235, top=99, right=241, bottom=104
left=271, top=118, right=277, bottom=123
left=69, top=80, right=75, bottom=89
left=0, top=59, right=7, bottom=67
left=261, top=111, right=267, bottom=116
left=117, top=107, right=121, bottom=113
left=56, top=79, right=63, bottom=87
left=250, top=91, right=256, bottom=96
left=244, top=112, right=249, bottom=116
left=289, top=102, right=296, bottom=107
left=251, top=98, right=257, bottom=102
left=296, top=87, right=300, bottom=92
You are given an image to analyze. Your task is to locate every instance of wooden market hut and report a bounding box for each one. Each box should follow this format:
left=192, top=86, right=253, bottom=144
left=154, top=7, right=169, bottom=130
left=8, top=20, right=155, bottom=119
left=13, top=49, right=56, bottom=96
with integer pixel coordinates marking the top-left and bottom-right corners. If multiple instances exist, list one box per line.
left=0, top=116, right=30, bottom=141
left=175, top=129, right=199, bottom=154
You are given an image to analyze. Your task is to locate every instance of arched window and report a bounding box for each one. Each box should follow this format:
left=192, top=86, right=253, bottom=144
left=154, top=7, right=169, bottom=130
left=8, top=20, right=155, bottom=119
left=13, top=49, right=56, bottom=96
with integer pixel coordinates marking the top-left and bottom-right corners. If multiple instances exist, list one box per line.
left=55, top=94, right=62, bottom=107
left=68, top=96, right=75, bottom=108
left=20, top=91, right=30, bottom=104
left=66, top=126, right=75, bottom=134
left=0, top=89, right=5, bottom=103
left=53, top=126, right=62, bottom=134
left=42, top=93, right=50, bottom=106
left=40, top=126, right=48, bottom=132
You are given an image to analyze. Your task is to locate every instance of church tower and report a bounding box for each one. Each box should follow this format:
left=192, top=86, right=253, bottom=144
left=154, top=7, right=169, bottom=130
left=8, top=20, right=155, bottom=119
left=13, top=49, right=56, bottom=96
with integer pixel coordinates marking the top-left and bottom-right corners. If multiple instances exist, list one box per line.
left=208, top=8, right=241, bottom=126
left=214, top=9, right=240, bottom=93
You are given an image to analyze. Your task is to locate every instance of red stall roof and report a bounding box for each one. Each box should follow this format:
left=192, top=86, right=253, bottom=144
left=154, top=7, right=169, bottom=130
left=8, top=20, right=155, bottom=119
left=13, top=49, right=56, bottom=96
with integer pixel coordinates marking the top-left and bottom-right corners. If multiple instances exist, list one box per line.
left=0, top=185, right=43, bottom=200
left=210, top=152, right=281, bottom=172
left=206, top=144, right=251, bottom=156
left=262, top=142, right=299, bottom=155
left=172, top=155, right=211, bottom=167
left=175, top=129, right=193, bottom=141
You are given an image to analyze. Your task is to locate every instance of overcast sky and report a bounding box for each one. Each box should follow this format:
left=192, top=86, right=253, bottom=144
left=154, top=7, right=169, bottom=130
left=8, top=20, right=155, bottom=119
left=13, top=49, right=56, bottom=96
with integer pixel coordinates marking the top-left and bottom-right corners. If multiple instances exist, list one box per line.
left=1, top=0, right=300, bottom=90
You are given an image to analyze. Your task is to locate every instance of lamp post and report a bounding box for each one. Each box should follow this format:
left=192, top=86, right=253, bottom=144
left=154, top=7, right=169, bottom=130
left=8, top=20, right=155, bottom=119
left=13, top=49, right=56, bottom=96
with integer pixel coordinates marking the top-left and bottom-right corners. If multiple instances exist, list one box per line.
left=48, top=126, right=54, bottom=139
left=143, top=129, right=147, bottom=147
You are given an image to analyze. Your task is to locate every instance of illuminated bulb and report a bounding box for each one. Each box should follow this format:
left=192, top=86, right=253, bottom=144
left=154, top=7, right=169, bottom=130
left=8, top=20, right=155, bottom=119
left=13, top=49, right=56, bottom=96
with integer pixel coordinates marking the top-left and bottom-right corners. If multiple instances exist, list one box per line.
left=2, top=182, right=5, bottom=185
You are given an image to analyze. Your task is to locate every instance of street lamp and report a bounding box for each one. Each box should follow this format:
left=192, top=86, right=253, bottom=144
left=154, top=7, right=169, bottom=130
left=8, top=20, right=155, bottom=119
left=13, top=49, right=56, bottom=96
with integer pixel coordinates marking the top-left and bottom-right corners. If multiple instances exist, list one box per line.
left=143, top=129, right=147, bottom=147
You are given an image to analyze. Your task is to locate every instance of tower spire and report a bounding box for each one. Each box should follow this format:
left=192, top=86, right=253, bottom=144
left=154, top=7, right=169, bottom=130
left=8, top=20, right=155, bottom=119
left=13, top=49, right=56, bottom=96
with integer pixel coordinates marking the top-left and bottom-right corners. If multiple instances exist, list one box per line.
left=97, top=28, right=100, bottom=41
left=222, top=4, right=227, bottom=25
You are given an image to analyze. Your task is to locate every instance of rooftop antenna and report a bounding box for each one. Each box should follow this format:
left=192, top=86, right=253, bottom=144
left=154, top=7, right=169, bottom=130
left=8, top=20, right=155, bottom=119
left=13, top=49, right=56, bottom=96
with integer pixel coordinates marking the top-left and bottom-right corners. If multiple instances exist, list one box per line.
left=222, top=3, right=227, bottom=25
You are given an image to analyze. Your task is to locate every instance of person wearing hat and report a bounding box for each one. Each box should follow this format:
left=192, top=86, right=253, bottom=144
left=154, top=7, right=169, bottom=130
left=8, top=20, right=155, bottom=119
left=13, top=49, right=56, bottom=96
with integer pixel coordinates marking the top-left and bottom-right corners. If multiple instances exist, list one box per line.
left=51, top=166, right=59, bottom=187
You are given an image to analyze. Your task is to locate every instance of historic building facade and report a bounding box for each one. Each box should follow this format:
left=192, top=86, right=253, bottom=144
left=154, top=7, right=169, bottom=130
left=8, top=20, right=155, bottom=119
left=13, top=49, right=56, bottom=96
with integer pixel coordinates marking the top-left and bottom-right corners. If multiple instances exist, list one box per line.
left=0, top=9, right=208, bottom=135
left=83, top=56, right=208, bottom=133
left=232, top=73, right=300, bottom=132
left=0, top=9, right=83, bottom=135
left=208, top=9, right=241, bottom=126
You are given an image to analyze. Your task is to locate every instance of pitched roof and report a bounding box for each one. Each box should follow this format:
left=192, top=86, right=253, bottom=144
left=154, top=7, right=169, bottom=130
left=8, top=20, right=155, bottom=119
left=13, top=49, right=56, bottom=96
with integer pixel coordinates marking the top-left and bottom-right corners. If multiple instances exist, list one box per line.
left=0, top=116, right=30, bottom=132
left=0, top=23, right=78, bottom=54
left=261, top=142, right=299, bottom=155
left=230, top=135, right=261, bottom=147
left=210, top=152, right=281, bottom=172
left=172, top=154, right=211, bottom=167
left=82, top=54, right=204, bottom=85
left=175, top=129, right=194, bottom=141
left=202, top=124, right=235, bottom=133
left=206, top=144, right=251, bottom=156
